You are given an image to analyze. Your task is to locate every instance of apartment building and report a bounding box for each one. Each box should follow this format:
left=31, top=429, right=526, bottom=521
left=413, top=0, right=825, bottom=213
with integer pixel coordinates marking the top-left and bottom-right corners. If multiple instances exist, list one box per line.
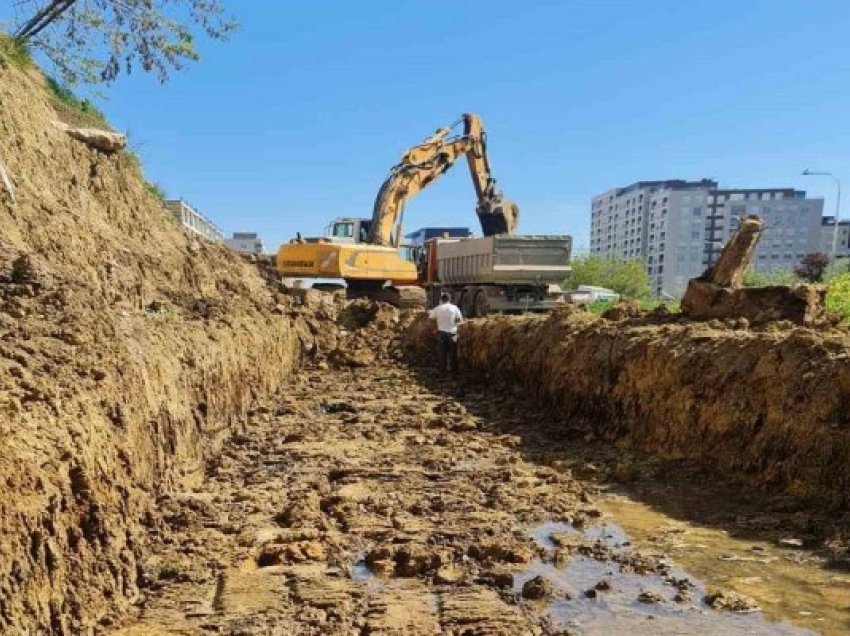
left=820, top=217, right=850, bottom=259
left=591, top=180, right=824, bottom=297
left=165, top=199, right=224, bottom=243
left=225, top=232, right=266, bottom=255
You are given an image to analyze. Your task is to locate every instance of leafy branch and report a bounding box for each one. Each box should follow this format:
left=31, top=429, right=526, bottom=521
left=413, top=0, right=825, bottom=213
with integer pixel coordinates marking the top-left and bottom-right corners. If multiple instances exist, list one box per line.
left=9, top=0, right=237, bottom=84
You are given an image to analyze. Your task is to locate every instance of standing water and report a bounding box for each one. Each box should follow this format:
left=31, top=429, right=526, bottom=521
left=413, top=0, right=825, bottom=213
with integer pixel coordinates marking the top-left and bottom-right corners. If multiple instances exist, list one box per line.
left=522, top=519, right=817, bottom=635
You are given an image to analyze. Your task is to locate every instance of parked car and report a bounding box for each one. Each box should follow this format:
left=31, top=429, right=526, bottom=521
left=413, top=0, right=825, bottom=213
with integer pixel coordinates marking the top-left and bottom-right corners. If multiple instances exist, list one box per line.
left=568, top=285, right=620, bottom=305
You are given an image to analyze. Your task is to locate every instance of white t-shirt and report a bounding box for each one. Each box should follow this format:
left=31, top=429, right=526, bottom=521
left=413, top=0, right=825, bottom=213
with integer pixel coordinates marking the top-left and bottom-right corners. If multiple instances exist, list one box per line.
left=429, top=303, right=463, bottom=334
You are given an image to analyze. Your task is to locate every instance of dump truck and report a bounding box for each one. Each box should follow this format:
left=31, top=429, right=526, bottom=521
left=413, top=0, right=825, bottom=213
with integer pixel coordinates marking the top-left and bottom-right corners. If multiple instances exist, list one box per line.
left=418, top=234, right=572, bottom=317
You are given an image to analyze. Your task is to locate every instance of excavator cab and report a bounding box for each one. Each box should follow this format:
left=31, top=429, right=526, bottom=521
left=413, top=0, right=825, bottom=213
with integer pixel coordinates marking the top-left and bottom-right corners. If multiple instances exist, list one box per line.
left=326, top=218, right=372, bottom=244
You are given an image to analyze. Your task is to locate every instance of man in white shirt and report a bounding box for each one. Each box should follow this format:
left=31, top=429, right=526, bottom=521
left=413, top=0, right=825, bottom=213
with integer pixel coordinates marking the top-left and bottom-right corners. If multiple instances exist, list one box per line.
left=428, top=292, right=463, bottom=373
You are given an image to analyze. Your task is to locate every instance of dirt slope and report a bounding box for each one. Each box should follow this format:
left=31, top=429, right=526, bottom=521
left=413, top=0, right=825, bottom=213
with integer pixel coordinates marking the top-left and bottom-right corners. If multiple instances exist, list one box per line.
left=442, top=308, right=850, bottom=511
left=0, top=55, right=303, bottom=633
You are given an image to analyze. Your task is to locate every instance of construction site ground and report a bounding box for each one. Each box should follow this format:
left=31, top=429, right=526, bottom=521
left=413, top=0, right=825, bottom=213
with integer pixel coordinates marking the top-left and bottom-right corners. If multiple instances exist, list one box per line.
left=4, top=50, right=850, bottom=636
left=109, top=359, right=843, bottom=636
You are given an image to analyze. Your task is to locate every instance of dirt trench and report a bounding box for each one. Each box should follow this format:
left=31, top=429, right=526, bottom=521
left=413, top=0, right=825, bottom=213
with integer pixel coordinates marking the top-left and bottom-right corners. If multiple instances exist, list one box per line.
left=442, top=308, right=850, bottom=512
left=109, top=358, right=828, bottom=636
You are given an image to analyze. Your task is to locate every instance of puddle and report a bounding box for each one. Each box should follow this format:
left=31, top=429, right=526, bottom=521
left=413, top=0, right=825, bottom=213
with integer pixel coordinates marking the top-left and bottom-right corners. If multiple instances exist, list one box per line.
left=530, top=520, right=630, bottom=550
left=598, top=493, right=850, bottom=635
left=349, top=550, right=388, bottom=591
left=349, top=551, right=376, bottom=582
left=529, top=520, right=575, bottom=549
left=524, top=521, right=815, bottom=635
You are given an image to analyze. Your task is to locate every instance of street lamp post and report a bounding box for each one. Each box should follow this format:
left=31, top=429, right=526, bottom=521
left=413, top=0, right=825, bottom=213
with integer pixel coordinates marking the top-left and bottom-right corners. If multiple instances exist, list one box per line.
left=802, top=169, right=841, bottom=260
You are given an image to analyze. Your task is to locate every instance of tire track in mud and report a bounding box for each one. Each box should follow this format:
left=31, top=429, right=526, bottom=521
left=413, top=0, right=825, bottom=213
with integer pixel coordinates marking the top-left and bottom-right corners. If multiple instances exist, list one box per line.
left=109, top=365, right=814, bottom=636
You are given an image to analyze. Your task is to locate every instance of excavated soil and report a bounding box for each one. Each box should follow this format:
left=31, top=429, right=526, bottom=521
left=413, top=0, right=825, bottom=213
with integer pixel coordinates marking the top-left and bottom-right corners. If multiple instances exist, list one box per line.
left=108, top=362, right=817, bottom=636
left=0, top=54, right=313, bottom=633
left=439, top=307, right=850, bottom=514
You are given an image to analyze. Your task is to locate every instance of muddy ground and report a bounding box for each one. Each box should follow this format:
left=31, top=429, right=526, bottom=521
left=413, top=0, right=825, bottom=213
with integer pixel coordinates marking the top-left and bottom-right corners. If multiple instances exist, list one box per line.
left=109, top=358, right=838, bottom=636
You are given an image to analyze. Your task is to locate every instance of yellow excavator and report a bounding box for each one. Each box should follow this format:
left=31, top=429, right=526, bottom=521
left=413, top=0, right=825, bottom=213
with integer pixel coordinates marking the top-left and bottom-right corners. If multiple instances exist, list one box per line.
left=275, top=113, right=519, bottom=304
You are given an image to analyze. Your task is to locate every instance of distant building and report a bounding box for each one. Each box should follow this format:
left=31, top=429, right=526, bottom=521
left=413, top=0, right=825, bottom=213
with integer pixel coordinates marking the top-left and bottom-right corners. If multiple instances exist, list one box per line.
left=165, top=199, right=224, bottom=243
left=820, top=217, right=850, bottom=260
left=225, top=232, right=266, bottom=255
left=404, top=227, right=472, bottom=246
left=591, top=180, right=824, bottom=297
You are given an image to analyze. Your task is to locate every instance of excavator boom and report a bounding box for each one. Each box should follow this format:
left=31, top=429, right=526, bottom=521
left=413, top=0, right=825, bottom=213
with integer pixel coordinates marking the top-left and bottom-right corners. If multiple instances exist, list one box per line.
left=369, top=113, right=519, bottom=246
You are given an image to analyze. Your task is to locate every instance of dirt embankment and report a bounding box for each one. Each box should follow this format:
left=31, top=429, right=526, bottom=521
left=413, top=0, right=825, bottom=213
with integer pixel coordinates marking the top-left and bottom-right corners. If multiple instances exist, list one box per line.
left=407, top=308, right=850, bottom=512
left=0, top=56, right=314, bottom=633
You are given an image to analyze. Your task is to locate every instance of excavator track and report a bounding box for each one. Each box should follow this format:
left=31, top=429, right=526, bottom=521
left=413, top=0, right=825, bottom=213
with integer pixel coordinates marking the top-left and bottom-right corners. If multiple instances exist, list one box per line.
left=377, top=285, right=427, bottom=309
left=346, top=284, right=427, bottom=309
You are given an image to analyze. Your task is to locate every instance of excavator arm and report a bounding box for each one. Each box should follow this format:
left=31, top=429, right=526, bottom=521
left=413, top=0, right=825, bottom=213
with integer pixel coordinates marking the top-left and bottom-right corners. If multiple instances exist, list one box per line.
left=368, top=113, right=519, bottom=246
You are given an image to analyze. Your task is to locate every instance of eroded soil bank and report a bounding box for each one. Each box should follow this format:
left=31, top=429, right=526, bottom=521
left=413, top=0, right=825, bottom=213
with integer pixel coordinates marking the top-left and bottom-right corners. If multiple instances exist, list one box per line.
left=0, top=56, right=318, bottom=633
left=109, top=361, right=841, bottom=636
left=444, top=308, right=850, bottom=517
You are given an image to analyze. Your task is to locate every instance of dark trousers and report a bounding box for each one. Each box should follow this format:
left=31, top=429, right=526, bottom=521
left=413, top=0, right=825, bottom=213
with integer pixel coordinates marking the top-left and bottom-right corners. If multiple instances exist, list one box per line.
left=437, top=331, right=458, bottom=372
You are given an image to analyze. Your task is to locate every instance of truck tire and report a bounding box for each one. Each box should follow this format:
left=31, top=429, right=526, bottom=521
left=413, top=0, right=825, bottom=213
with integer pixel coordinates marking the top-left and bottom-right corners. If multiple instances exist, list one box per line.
left=473, top=289, right=490, bottom=318
left=459, top=287, right=475, bottom=319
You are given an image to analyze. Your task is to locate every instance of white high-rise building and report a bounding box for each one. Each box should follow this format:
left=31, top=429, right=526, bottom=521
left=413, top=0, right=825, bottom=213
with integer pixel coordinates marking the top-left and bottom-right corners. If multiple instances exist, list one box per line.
left=590, top=180, right=824, bottom=297
left=820, top=217, right=850, bottom=260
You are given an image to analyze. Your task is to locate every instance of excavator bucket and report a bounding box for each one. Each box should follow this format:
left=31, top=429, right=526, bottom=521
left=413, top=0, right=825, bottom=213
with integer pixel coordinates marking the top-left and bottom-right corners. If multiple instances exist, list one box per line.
left=478, top=196, right=519, bottom=236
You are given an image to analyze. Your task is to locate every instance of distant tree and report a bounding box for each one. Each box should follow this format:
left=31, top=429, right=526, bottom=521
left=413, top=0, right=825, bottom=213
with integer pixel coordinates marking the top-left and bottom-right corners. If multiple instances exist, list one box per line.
left=564, top=256, right=652, bottom=300
left=823, top=258, right=850, bottom=284
left=743, top=266, right=798, bottom=287
left=794, top=252, right=831, bottom=283
left=11, top=0, right=237, bottom=85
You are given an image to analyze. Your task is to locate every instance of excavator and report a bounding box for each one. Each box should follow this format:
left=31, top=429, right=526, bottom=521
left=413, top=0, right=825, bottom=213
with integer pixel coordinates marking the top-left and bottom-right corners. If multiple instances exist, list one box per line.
left=275, top=113, right=519, bottom=305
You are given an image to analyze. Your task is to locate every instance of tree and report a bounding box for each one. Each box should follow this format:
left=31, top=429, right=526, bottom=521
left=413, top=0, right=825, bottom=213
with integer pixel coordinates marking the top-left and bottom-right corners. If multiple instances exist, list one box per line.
left=794, top=252, right=831, bottom=283
left=11, top=0, right=237, bottom=84
left=564, top=256, right=651, bottom=299
left=743, top=266, right=798, bottom=287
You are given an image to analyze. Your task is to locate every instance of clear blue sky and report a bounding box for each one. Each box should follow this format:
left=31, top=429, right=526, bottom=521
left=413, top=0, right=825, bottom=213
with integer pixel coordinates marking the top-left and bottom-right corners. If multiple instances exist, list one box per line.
left=88, top=0, right=850, bottom=250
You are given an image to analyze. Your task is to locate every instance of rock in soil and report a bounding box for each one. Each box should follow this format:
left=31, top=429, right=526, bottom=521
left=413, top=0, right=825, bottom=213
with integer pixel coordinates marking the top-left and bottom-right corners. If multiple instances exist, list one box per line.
left=522, top=575, right=555, bottom=600
left=705, top=589, right=761, bottom=612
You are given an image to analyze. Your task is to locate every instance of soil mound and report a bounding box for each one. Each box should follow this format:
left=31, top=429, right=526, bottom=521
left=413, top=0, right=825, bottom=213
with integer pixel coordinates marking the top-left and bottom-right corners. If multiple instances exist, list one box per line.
left=0, top=53, right=301, bottom=633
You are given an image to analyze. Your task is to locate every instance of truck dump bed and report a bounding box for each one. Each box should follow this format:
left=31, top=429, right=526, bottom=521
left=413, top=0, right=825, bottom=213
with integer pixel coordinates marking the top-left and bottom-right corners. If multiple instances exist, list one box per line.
left=436, top=235, right=572, bottom=286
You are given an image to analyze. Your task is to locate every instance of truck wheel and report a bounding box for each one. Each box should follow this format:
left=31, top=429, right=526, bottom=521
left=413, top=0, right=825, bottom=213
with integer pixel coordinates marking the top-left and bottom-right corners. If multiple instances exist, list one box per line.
left=459, top=289, right=474, bottom=319
left=473, top=289, right=489, bottom=318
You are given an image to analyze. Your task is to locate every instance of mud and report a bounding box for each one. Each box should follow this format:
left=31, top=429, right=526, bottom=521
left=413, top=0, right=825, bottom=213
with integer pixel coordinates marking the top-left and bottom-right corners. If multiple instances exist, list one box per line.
left=596, top=484, right=850, bottom=634
left=4, top=29, right=850, bottom=636
left=110, top=362, right=823, bottom=636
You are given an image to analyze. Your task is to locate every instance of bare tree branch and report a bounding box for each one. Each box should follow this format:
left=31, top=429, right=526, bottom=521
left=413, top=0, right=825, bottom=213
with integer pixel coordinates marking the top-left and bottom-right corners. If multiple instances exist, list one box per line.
left=16, top=0, right=78, bottom=40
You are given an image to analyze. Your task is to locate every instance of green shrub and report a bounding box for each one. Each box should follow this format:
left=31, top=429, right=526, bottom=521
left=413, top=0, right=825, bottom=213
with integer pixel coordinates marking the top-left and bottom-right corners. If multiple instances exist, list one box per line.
left=585, top=297, right=679, bottom=315
left=587, top=299, right=616, bottom=314
left=826, top=273, right=850, bottom=322
left=145, top=181, right=167, bottom=203
left=0, top=35, right=34, bottom=69
left=824, top=260, right=850, bottom=284
left=743, top=267, right=799, bottom=287
left=44, top=76, right=109, bottom=128
left=639, top=298, right=681, bottom=313
left=565, top=256, right=652, bottom=300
